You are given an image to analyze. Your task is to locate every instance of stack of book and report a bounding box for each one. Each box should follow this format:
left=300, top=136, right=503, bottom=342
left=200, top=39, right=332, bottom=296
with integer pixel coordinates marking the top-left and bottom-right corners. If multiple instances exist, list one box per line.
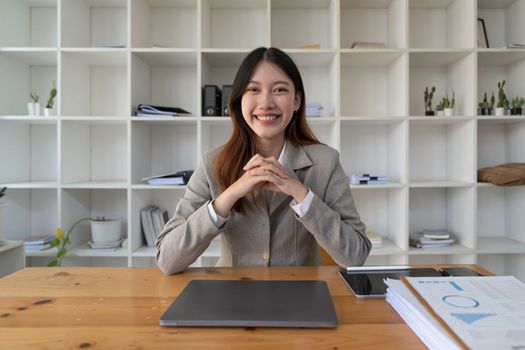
left=365, top=230, right=382, bottom=249
left=349, top=174, right=389, bottom=185
left=24, top=235, right=54, bottom=251
left=409, top=229, right=454, bottom=249
left=135, top=104, right=191, bottom=117
left=141, top=206, right=169, bottom=247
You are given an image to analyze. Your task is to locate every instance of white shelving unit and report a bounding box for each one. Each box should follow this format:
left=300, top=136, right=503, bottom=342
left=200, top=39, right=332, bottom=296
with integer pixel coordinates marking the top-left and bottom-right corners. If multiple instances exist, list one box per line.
left=1, top=0, right=525, bottom=280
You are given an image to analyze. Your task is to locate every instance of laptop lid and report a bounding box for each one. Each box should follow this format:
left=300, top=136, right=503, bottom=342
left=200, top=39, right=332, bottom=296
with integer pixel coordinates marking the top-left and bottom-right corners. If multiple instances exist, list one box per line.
left=160, top=280, right=337, bottom=328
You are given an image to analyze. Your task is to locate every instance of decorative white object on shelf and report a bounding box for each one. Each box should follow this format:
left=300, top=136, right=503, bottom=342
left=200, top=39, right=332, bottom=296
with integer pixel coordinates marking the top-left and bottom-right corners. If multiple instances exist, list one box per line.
left=495, top=107, right=505, bottom=116
left=90, top=218, right=122, bottom=243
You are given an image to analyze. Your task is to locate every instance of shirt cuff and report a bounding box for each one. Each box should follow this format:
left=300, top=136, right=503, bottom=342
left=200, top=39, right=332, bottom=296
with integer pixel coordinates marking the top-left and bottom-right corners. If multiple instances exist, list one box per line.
left=207, top=201, right=230, bottom=228
left=290, top=189, right=314, bottom=218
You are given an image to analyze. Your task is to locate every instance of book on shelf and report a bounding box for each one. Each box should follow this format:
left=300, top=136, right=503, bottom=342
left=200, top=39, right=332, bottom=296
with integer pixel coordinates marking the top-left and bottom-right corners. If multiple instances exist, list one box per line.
left=305, top=102, right=323, bottom=117
left=409, top=232, right=454, bottom=249
left=135, top=104, right=191, bottom=117
left=296, top=43, right=321, bottom=49
left=141, top=170, right=194, bottom=186
left=386, top=276, right=525, bottom=350
left=365, top=230, right=383, bottom=248
left=23, top=234, right=54, bottom=245
left=24, top=243, right=53, bottom=251
left=350, top=41, right=386, bottom=49
left=422, top=229, right=451, bottom=239
left=349, top=174, right=389, bottom=185
left=140, top=205, right=169, bottom=247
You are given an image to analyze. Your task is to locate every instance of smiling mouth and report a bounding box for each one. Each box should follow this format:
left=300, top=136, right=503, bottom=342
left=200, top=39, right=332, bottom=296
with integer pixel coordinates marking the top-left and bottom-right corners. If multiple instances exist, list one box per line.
left=254, top=115, right=280, bottom=121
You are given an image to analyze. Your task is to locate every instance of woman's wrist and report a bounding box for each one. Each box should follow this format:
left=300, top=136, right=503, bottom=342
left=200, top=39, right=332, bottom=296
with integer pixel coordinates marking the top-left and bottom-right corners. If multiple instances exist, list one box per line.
left=292, top=184, right=309, bottom=203
left=213, top=187, right=239, bottom=217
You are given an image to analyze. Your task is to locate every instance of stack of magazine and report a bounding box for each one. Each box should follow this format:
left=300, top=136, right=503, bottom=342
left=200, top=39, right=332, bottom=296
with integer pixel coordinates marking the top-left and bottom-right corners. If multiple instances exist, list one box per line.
left=24, top=235, right=55, bottom=251
left=135, top=104, right=191, bottom=117
left=409, top=229, right=454, bottom=248
left=141, top=205, right=169, bottom=247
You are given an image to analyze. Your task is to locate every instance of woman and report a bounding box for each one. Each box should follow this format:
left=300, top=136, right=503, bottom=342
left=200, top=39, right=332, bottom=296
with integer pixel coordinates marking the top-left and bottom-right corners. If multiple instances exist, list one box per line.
left=156, top=47, right=370, bottom=275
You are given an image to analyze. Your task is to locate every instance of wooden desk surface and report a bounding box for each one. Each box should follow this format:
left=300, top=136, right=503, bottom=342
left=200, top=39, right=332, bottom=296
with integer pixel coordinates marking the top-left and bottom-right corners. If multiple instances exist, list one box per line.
left=0, top=265, right=490, bottom=349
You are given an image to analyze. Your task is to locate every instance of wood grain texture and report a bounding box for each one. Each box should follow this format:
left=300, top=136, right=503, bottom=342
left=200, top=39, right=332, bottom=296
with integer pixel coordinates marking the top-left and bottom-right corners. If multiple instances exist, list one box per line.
left=0, top=265, right=490, bottom=349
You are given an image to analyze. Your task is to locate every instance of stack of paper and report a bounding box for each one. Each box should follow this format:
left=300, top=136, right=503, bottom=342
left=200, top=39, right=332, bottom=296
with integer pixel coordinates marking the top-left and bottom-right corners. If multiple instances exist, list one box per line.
left=409, top=230, right=454, bottom=249
left=135, top=104, right=191, bottom=116
left=306, top=102, right=323, bottom=117
left=387, top=276, right=525, bottom=350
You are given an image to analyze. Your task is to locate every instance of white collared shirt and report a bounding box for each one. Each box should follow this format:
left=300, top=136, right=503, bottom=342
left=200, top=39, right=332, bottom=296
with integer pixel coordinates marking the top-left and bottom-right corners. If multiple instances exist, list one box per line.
left=208, top=141, right=314, bottom=227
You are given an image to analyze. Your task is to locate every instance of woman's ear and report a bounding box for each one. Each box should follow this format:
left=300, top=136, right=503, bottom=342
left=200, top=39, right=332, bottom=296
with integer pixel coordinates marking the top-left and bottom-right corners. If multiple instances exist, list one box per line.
left=294, top=92, right=302, bottom=111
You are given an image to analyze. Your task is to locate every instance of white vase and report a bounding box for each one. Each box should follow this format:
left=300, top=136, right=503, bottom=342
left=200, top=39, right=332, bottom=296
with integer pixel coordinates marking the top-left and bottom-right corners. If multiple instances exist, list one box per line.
left=34, top=103, right=40, bottom=116
left=90, top=219, right=122, bottom=243
left=495, top=107, right=505, bottom=116
left=436, top=110, right=444, bottom=116
left=0, top=203, right=7, bottom=241
left=27, top=102, right=34, bottom=115
left=43, top=108, right=55, bottom=117
left=444, top=108, right=453, bottom=116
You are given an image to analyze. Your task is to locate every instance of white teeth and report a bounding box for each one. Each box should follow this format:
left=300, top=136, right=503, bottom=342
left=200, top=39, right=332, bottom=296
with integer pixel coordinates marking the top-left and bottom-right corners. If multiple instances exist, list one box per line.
left=256, top=115, right=278, bottom=121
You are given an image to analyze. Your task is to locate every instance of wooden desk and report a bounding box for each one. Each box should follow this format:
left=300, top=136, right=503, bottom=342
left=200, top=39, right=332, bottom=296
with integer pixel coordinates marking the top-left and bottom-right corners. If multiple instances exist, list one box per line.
left=0, top=265, right=490, bottom=349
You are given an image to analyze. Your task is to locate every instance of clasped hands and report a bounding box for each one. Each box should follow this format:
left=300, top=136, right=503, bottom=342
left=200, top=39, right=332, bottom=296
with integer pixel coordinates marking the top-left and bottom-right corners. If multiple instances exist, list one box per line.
left=213, top=154, right=309, bottom=217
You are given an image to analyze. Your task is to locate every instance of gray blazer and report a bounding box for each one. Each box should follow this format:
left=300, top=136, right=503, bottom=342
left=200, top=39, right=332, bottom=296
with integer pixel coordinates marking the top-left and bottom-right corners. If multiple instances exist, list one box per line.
left=156, top=141, right=371, bottom=275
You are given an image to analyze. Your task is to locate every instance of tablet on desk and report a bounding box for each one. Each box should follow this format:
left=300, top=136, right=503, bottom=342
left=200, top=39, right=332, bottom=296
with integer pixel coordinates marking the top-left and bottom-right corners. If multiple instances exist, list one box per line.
left=339, top=268, right=443, bottom=298
left=160, top=280, right=338, bottom=328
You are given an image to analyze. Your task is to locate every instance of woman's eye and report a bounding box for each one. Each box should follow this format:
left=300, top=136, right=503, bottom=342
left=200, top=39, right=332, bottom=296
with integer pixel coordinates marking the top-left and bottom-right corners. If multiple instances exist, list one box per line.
left=246, top=87, right=258, bottom=93
left=274, top=87, right=287, bottom=93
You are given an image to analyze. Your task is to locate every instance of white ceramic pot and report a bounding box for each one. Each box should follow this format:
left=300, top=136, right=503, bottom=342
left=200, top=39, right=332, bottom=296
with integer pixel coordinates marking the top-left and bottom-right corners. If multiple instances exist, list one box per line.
left=495, top=107, right=505, bottom=116
left=436, top=110, right=444, bottom=116
left=444, top=108, right=453, bottom=117
left=90, top=219, right=121, bottom=243
left=27, top=102, right=34, bottom=115
left=43, top=108, right=55, bottom=117
left=33, top=103, right=40, bottom=116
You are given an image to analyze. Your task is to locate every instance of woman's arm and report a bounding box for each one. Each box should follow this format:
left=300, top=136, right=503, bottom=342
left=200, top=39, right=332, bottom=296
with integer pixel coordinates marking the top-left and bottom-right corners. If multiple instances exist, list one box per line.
left=155, top=153, right=221, bottom=275
left=296, top=151, right=372, bottom=267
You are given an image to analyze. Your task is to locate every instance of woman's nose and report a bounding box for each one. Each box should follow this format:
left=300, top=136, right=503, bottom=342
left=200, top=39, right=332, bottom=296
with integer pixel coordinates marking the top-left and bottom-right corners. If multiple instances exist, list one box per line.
left=258, top=91, right=275, bottom=109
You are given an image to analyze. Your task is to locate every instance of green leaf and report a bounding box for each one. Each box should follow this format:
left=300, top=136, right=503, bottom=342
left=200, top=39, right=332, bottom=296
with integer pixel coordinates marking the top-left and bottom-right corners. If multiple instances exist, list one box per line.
left=48, top=260, right=59, bottom=267
left=50, top=238, right=60, bottom=247
left=57, top=248, right=67, bottom=258
left=65, top=238, right=71, bottom=244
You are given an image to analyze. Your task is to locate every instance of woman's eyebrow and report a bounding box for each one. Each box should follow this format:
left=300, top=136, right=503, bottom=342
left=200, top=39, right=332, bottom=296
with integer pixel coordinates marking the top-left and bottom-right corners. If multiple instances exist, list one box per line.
left=247, top=80, right=291, bottom=85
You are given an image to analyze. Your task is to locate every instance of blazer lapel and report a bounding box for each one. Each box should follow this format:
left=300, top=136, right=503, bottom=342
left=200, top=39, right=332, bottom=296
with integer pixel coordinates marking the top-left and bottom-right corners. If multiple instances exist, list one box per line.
left=269, top=142, right=314, bottom=214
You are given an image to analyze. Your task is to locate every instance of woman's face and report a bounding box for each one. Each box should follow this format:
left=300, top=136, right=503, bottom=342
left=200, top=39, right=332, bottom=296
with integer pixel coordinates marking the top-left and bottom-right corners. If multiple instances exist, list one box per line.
left=241, top=60, right=301, bottom=144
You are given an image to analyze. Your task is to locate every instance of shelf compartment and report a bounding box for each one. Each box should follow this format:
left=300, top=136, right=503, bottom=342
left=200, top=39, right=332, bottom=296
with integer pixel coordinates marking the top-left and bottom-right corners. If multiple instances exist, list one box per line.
left=131, top=121, right=197, bottom=185
left=341, top=51, right=407, bottom=117
left=409, top=51, right=476, bottom=116
left=340, top=0, right=406, bottom=49
left=477, top=186, right=525, bottom=252
left=409, top=0, right=475, bottom=49
left=478, top=51, right=525, bottom=113
left=61, top=120, right=128, bottom=185
left=200, top=121, right=232, bottom=155
left=271, top=0, right=337, bottom=49
left=0, top=188, right=58, bottom=241
left=131, top=51, right=198, bottom=116
left=0, top=0, right=57, bottom=47
left=61, top=188, right=127, bottom=249
left=409, top=187, right=476, bottom=250
left=202, top=0, right=267, bottom=49
left=341, top=120, right=406, bottom=184
left=130, top=188, right=183, bottom=251
left=61, top=0, right=127, bottom=48
left=200, top=52, right=246, bottom=107
left=477, top=120, right=525, bottom=169
left=0, top=120, right=57, bottom=184
left=131, top=0, right=197, bottom=49
left=477, top=0, right=525, bottom=49
left=477, top=254, right=525, bottom=280
left=61, top=52, right=128, bottom=117
left=0, top=51, right=57, bottom=116
left=351, top=187, right=407, bottom=252
left=287, top=51, right=337, bottom=117
left=409, top=120, right=475, bottom=183
left=309, top=121, right=337, bottom=149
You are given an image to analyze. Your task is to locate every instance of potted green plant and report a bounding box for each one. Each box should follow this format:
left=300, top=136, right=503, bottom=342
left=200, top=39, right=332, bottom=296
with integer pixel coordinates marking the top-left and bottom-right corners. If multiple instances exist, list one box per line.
left=496, top=80, right=509, bottom=116
left=424, top=86, right=436, bottom=116
left=0, top=187, right=7, bottom=242
left=28, top=92, right=40, bottom=116
left=510, top=97, right=524, bottom=116
left=478, top=92, right=489, bottom=115
left=435, top=100, right=444, bottom=116
left=489, top=92, right=495, bottom=115
left=441, top=90, right=455, bottom=117
left=44, top=81, right=57, bottom=117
